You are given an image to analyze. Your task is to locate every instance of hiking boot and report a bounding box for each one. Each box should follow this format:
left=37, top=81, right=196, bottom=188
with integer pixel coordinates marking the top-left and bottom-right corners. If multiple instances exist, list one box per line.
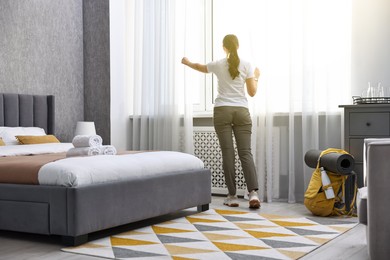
left=223, top=195, right=239, bottom=207
left=249, top=190, right=261, bottom=209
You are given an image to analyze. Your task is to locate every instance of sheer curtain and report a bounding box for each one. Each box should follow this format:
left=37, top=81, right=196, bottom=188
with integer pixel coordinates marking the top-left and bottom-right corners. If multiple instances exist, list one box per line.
left=248, top=0, right=352, bottom=203
left=126, top=0, right=195, bottom=153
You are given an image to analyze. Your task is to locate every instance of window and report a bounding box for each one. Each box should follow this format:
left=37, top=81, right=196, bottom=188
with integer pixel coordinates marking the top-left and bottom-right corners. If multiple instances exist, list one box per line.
left=191, top=0, right=351, bottom=114
left=182, top=0, right=207, bottom=112
left=192, top=0, right=263, bottom=113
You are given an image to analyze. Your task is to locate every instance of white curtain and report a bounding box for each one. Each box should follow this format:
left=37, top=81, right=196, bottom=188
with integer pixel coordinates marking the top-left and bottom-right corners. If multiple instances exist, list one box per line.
left=126, top=0, right=194, bottom=153
left=248, top=0, right=352, bottom=202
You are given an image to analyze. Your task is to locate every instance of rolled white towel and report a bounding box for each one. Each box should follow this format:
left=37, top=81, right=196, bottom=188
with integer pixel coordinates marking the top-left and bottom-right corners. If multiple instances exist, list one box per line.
left=72, top=135, right=102, bottom=148
left=66, top=147, right=101, bottom=157
left=100, top=145, right=117, bottom=155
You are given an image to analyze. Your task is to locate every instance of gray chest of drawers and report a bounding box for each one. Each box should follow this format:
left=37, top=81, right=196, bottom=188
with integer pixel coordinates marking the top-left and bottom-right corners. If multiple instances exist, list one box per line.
left=339, top=104, right=390, bottom=188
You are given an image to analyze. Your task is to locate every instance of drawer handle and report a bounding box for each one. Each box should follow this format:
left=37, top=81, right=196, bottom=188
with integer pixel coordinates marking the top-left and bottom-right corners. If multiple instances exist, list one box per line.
left=366, top=122, right=371, bottom=127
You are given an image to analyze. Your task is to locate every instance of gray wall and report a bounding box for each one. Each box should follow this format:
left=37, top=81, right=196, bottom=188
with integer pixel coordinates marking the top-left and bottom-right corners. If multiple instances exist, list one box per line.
left=0, top=0, right=84, bottom=141
left=0, top=0, right=110, bottom=143
left=83, top=0, right=110, bottom=144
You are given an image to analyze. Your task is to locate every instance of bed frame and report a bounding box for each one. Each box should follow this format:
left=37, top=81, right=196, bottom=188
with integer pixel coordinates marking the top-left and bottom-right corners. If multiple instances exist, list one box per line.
left=0, top=93, right=211, bottom=246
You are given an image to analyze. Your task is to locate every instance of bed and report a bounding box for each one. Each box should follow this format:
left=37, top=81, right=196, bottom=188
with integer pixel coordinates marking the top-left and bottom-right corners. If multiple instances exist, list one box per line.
left=0, top=93, right=211, bottom=246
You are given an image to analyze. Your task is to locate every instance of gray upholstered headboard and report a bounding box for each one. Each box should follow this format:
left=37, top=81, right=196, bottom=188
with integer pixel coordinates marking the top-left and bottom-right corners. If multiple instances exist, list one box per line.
left=0, top=93, right=55, bottom=134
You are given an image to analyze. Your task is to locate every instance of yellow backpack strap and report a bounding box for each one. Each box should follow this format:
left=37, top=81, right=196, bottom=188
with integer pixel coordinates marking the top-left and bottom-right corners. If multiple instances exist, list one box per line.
left=319, top=148, right=350, bottom=158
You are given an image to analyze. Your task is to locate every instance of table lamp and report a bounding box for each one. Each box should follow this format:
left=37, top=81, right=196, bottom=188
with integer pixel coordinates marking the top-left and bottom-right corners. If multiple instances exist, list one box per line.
left=74, top=121, right=96, bottom=136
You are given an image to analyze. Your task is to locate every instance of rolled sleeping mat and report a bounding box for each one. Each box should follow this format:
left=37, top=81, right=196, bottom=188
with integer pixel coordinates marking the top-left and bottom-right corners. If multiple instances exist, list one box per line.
left=304, top=149, right=355, bottom=175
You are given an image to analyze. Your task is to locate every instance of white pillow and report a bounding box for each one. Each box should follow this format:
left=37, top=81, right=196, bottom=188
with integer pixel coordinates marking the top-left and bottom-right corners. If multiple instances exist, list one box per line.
left=0, top=127, right=46, bottom=145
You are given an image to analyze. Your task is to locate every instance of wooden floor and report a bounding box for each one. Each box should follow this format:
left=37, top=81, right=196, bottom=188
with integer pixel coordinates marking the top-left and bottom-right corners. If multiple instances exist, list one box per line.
left=0, top=196, right=369, bottom=260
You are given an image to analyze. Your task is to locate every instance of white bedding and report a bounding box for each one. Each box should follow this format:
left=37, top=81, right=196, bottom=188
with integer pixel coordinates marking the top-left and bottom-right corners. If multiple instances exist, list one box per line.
left=0, top=143, right=74, bottom=157
left=38, top=151, right=205, bottom=187
left=0, top=143, right=205, bottom=187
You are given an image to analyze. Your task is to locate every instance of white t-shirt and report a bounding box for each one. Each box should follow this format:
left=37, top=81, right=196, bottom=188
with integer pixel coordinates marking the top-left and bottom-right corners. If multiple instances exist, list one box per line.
left=207, top=58, right=254, bottom=108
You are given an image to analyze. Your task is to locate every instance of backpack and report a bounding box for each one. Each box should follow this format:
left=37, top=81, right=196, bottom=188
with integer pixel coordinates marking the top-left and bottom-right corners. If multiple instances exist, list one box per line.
left=304, top=148, right=357, bottom=217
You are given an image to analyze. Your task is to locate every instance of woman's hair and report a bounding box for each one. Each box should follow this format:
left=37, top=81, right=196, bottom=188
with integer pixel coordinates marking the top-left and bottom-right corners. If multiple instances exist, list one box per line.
left=223, top=34, right=240, bottom=80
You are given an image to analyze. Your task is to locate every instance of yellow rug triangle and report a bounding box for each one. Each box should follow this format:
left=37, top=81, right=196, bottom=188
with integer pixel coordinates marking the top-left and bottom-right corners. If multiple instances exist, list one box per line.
left=260, top=213, right=294, bottom=219
left=278, top=249, right=307, bottom=259
left=152, top=226, right=194, bottom=234
left=203, top=232, right=248, bottom=241
left=172, top=256, right=197, bottom=260
left=271, top=220, right=316, bottom=227
left=110, top=237, right=157, bottom=246
left=235, top=222, right=274, bottom=230
left=214, top=209, right=247, bottom=215
left=164, top=245, right=217, bottom=255
left=195, top=212, right=214, bottom=216
left=212, top=241, right=268, bottom=251
left=330, top=226, right=350, bottom=232
left=186, top=216, right=224, bottom=224
left=245, top=230, right=295, bottom=238
left=305, top=236, right=330, bottom=244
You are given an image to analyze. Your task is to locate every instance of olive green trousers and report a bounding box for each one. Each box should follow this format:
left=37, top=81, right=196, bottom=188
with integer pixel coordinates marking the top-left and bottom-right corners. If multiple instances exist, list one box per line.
left=213, top=106, right=259, bottom=195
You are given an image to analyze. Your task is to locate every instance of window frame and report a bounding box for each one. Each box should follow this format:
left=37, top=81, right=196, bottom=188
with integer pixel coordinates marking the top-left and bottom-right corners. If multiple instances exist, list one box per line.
left=193, top=0, right=214, bottom=115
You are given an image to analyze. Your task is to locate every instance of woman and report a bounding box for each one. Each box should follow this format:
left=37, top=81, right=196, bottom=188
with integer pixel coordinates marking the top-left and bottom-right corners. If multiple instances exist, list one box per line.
left=182, top=34, right=261, bottom=208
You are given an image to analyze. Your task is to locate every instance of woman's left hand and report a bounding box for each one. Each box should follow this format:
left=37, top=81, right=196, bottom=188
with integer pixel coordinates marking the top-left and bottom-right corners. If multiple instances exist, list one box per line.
left=254, top=67, right=260, bottom=79
left=181, top=57, right=190, bottom=65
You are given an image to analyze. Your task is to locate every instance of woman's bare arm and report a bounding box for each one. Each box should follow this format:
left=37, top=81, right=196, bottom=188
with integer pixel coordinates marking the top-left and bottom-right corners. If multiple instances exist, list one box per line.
left=246, top=67, right=260, bottom=97
left=181, top=57, right=208, bottom=73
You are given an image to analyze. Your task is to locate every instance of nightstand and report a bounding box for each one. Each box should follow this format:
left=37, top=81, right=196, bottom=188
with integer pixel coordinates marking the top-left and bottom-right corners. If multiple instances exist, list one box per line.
left=339, top=104, right=390, bottom=204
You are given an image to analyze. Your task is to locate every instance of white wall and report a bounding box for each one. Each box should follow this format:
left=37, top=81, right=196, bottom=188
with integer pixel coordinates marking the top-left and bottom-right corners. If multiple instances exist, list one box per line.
left=351, top=0, right=390, bottom=97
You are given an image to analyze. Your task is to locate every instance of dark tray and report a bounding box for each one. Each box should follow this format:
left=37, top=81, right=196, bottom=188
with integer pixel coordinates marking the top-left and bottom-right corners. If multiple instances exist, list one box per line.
left=352, top=96, right=390, bottom=104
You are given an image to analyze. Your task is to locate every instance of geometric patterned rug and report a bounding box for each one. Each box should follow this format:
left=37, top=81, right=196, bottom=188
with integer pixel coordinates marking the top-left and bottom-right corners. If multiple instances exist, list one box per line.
left=62, top=209, right=358, bottom=260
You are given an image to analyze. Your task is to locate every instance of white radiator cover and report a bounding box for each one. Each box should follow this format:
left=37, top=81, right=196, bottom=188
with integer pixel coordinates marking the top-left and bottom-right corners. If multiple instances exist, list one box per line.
left=193, top=127, right=247, bottom=196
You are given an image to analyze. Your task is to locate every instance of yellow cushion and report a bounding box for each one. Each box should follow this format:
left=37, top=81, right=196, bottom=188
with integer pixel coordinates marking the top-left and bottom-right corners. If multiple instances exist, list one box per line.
left=16, top=135, right=60, bottom=144
left=0, top=138, right=5, bottom=146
